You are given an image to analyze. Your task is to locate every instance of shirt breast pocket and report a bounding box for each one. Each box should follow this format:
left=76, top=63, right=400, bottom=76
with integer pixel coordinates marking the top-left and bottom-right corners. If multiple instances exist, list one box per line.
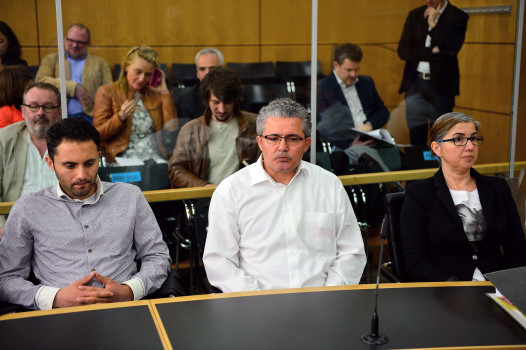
left=304, top=212, right=336, bottom=254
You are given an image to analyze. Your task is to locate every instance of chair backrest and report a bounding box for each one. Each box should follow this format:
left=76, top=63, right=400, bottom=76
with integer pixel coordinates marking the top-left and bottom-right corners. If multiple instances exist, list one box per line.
left=384, top=192, right=408, bottom=281
left=275, top=60, right=322, bottom=79
left=226, top=61, right=276, bottom=82
left=171, top=63, right=198, bottom=87
left=28, top=65, right=39, bottom=80
left=243, top=82, right=290, bottom=113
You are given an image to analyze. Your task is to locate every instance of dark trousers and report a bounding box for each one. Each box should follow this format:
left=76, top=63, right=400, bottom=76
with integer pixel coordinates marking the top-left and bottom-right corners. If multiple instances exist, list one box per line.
left=405, top=76, right=455, bottom=145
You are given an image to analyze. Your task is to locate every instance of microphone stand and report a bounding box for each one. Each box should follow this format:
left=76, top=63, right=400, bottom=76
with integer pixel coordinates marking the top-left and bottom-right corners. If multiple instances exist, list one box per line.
left=361, top=217, right=389, bottom=345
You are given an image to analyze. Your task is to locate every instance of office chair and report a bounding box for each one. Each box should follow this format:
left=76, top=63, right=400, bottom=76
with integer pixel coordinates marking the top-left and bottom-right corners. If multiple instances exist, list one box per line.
left=28, top=65, right=40, bottom=80
left=181, top=199, right=221, bottom=294
left=243, top=82, right=290, bottom=114
left=171, top=63, right=198, bottom=87
left=275, top=60, right=322, bottom=106
left=380, top=192, right=408, bottom=283
left=226, top=61, right=277, bottom=83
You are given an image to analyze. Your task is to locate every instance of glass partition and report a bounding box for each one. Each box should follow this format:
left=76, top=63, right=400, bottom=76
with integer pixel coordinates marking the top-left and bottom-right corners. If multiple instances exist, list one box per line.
left=1, top=0, right=523, bottom=172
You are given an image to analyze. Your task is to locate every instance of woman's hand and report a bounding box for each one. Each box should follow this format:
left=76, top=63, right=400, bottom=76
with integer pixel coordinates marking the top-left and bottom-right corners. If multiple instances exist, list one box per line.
left=148, top=69, right=170, bottom=95
left=118, top=99, right=135, bottom=122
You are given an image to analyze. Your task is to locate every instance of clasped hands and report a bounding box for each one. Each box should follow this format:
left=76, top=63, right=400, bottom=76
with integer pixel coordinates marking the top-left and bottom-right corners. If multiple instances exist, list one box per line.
left=52, top=270, right=133, bottom=308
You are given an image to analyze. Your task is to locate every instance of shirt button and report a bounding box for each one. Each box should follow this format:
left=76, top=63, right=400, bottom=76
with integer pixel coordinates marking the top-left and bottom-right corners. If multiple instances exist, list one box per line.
left=84, top=225, right=89, bottom=229
left=472, top=255, right=478, bottom=261
left=88, top=249, right=92, bottom=253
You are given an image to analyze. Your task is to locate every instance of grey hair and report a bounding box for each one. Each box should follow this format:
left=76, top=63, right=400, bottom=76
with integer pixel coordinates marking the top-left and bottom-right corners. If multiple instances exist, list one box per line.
left=195, top=48, right=224, bottom=65
left=256, top=98, right=311, bottom=137
left=430, top=112, right=482, bottom=143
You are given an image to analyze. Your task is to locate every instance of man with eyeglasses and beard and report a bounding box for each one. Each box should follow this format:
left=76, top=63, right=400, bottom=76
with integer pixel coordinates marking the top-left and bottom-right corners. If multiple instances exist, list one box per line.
left=203, top=98, right=366, bottom=293
left=36, top=23, right=112, bottom=124
left=0, top=82, right=62, bottom=239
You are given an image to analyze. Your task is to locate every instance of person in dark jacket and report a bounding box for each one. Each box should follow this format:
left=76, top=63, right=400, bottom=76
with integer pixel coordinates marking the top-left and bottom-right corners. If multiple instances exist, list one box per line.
left=400, top=112, right=526, bottom=282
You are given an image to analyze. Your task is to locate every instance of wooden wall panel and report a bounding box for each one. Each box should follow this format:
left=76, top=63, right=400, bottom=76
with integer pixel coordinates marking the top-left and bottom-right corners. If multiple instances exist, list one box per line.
left=0, top=0, right=39, bottom=64
left=456, top=0, right=517, bottom=43
left=261, top=45, right=313, bottom=63
left=456, top=108, right=511, bottom=164
left=457, top=44, right=514, bottom=114
left=22, top=48, right=41, bottom=66
left=359, top=44, right=405, bottom=108
left=317, top=2, right=421, bottom=44
left=36, top=0, right=260, bottom=47
left=261, top=0, right=311, bottom=44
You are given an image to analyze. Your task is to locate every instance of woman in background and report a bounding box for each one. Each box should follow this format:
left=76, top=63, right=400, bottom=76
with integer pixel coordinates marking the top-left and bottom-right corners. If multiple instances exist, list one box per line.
left=400, top=112, right=526, bottom=281
left=94, top=46, right=178, bottom=163
left=0, top=22, right=27, bottom=72
left=0, top=65, right=32, bottom=128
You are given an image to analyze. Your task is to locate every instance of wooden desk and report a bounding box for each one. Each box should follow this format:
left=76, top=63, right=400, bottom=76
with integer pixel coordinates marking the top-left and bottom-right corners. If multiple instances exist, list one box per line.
left=1, top=283, right=525, bottom=350
left=152, top=282, right=526, bottom=350
left=0, top=301, right=167, bottom=350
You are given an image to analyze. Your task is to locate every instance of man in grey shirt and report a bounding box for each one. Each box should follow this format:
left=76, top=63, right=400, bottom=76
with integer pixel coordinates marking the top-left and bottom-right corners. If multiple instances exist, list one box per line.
left=0, top=118, right=171, bottom=310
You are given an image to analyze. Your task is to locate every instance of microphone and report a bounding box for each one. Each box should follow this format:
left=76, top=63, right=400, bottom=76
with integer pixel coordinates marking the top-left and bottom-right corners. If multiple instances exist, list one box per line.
left=361, top=216, right=389, bottom=345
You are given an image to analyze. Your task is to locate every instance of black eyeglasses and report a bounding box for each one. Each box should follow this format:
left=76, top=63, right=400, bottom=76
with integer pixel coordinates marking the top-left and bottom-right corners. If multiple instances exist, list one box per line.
left=262, top=134, right=306, bottom=145
left=22, top=104, right=60, bottom=113
left=65, top=37, right=89, bottom=46
left=437, top=136, right=484, bottom=146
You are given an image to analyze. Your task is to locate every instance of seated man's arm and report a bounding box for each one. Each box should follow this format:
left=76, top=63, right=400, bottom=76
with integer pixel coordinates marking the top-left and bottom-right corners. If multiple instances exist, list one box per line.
left=168, top=122, right=209, bottom=188
left=35, top=54, right=77, bottom=97
left=325, top=183, right=367, bottom=286
left=125, top=188, right=171, bottom=299
left=203, top=187, right=260, bottom=293
left=0, top=201, right=57, bottom=310
left=363, top=77, right=390, bottom=130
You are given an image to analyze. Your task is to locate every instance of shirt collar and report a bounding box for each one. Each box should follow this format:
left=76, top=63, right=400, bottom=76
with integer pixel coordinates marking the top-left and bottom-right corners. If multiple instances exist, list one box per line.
left=250, top=155, right=309, bottom=186
left=65, top=52, right=88, bottom=61
left=56, top=175, right=104, bottom=204
left=333, top=71, right=359, bottom=88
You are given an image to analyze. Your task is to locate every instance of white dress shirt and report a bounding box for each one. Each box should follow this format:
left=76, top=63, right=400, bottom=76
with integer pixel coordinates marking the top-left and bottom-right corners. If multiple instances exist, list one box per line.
left=20, top=133, right=56, bottom=197
left=333, top=72, right=366, bottom=127
left=203, top=156, right=366, bottom=293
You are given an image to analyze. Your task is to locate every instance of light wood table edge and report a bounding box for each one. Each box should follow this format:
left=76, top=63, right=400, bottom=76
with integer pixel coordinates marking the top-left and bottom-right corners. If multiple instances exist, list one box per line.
left=1, top=161, right=525, bottom=214
left=404, top=346, right=526, bottom=350
left=147, top=301, right=173, bottom=350
left=0, top=299, right=151, bottom=321
left=150, top=281, right=493, bottom=304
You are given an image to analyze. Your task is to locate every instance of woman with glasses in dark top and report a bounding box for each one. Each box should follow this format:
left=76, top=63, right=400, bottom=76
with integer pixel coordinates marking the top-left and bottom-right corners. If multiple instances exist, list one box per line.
left=0, top=22, right=27, bottom=73
left=93, top=46, right=178, bottom=164
left=400, top=112, right=526, bottom=282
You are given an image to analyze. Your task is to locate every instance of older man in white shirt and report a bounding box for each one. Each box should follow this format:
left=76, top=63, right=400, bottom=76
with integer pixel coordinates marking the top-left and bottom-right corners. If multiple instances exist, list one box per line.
left=203, top=98, right=366, bottom=293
